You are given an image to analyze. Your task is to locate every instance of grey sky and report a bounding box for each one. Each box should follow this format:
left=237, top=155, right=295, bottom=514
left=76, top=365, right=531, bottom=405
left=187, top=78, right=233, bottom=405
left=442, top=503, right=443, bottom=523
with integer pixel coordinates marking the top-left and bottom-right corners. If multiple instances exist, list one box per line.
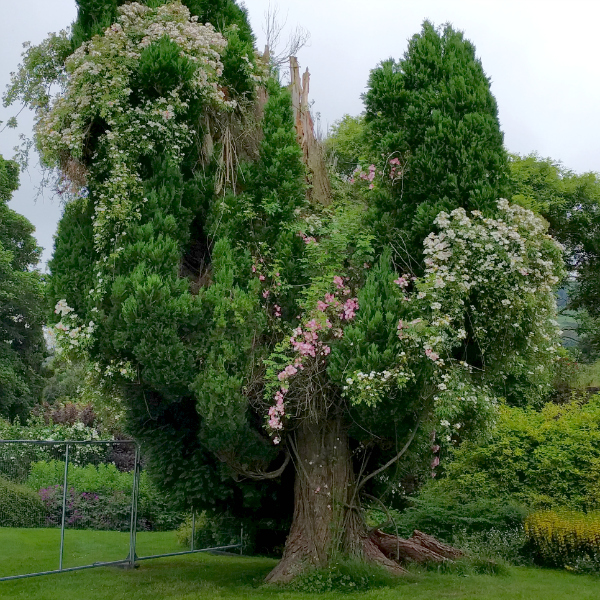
left=1, top=0, right=599, bottom=270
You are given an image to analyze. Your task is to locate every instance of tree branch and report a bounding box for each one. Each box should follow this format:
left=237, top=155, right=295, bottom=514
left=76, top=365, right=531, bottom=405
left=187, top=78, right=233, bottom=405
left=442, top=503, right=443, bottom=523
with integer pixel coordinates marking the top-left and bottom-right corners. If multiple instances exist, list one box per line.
left=232, top=451, right=291, bottom=480
left=355, top=418, right=421, bottom=494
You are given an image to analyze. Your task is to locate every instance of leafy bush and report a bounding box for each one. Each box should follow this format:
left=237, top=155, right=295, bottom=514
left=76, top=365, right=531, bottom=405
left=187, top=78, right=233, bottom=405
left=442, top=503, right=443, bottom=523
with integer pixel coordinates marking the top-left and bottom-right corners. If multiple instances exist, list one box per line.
left=406, top=396, right=600, bottom=527
left=452, top=527, right=530, bottom=565
left=137, top=472, right=185, bottom=531
left=0, top=476, right=45, bottom=527
left=526, top=510, right=600, bottom=573
left=38, top=484, right=131, bottom=530
left=28, top=460, right=131, bottom=493
left=176, top=511, right=243, bottom=551
left=27, top=460, right=184, bottom=531
left=394, top=472, right=528, bottom=541
left=288, top=558, right=399, bottom=593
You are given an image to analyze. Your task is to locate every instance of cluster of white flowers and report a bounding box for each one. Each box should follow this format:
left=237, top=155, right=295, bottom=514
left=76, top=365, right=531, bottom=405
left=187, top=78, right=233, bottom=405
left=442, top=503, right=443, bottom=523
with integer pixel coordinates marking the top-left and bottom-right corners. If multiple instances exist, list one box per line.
left=36, top=2, right=248, bottom=259
left=52, top=299, right=95, bottom=351
left=403, top=199, right=565, bottom=441
left=96, top=359, right=137, bottom=381
left=418, top=199, right=564, bottom=379
left=432, top=373, right=497, bottom=445
left=343, top=362, right=412, bottom=407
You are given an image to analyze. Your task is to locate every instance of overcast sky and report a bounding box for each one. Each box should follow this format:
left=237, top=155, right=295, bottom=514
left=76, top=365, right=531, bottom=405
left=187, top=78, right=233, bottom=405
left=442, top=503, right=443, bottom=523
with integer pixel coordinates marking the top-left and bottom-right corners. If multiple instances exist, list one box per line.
left=1, top=0, right=599, bottom=269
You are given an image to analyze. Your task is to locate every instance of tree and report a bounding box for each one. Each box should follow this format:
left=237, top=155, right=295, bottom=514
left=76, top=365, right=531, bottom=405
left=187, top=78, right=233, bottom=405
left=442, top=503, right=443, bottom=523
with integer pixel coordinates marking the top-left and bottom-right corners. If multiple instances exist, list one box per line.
left=0, top=154, right=45, bottom=420
left=9, top=4, right=564, bottom=581
left=363, top=21, right=509, bottom=269
left=324, top=114, right=366, bottom=177
left=508, top=154, right=600, bottom=359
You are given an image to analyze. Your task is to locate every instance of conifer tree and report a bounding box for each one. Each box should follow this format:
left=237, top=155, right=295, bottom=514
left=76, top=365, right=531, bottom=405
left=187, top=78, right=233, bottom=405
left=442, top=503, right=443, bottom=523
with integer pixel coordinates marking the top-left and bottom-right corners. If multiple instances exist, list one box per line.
left=364, top=21, right=509, bottom=266
left=8, top=4, right=564, bottom=581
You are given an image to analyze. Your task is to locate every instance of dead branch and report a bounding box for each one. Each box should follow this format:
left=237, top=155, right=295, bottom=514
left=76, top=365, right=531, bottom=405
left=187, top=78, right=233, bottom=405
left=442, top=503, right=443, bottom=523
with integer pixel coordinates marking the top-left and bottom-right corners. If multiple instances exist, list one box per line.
left=263, top=3, right=310, bottom=74
left=229, top=451, right=291, bottom=480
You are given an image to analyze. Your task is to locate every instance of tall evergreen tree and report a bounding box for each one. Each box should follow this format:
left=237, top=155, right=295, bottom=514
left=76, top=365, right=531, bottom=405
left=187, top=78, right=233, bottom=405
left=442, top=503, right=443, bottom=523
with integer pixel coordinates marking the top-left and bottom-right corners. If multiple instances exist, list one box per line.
left=364, top=21, right=509, bottom=267
left=9, top=5, right=564, bottom=581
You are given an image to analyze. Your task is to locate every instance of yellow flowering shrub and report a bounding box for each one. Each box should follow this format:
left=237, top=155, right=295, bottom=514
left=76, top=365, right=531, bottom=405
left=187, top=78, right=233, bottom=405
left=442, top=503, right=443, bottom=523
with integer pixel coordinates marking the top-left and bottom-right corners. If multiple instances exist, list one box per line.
left=526, top=509, right=600, bottom=570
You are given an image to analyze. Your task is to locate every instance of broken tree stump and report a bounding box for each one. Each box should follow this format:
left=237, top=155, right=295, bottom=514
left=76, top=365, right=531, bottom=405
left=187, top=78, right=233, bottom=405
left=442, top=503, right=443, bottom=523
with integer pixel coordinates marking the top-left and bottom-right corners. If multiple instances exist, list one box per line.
left=289, top=56, right=332, bottom=207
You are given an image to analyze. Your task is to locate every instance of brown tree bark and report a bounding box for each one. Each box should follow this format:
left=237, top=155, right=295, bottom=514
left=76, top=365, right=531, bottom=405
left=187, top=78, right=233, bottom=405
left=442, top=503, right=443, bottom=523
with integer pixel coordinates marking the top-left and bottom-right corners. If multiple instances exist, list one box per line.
left=369, top=529, right=463, bottom=564
left=265, top=417, right=404, bottom=583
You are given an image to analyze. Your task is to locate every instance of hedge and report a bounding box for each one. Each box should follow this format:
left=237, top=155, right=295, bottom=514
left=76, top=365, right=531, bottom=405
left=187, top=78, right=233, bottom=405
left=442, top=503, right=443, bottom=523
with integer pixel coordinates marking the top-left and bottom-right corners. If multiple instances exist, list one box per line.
left=0, top=476, right=45, bottom=527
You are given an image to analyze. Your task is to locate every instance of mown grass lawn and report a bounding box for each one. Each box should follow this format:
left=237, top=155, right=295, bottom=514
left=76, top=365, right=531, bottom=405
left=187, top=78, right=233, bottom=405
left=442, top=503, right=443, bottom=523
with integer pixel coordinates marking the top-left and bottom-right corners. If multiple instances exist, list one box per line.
left=1, top=528, right=598, bottom=600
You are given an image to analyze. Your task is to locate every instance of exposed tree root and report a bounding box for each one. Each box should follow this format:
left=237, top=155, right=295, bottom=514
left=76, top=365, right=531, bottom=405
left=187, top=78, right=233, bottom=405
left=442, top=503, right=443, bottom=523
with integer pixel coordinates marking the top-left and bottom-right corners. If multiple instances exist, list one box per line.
left=264, top=531, right=408, bottom=584
left=369, top=529, right=463, bottom=564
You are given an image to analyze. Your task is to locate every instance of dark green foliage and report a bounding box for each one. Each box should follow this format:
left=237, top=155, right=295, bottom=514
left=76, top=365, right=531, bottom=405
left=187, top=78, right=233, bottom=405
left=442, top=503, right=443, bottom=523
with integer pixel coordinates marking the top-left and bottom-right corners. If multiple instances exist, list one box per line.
left=401, top=396, right=600, bottom=542
left=46, top=197, right=96, bottom=320
left=395, top=476, right=528, bottom=541
left=205, top=80, right=307, bottom=307
left=0, top=156, right=18, bottom=203
left=0, top=155, right=45, bottom=421
left=0, top=477, right=45, bottom=527
left=71, top=0, right=124, bottom=48
left=363, top=21, right=508, bottom=265
left=176, top=510, right=289, bottom=556
left=71, top=0, right=254, bottom=57
left=220, top=28, right=257, bottom=100
left=324, top=114, right=366, bottom=177
left=0, top=158, right=39, bottom=272
left=48, top=67, right=304, bottom=531
left=132, top=36, right=198, bottom=102
left=183, top=0, right=254, bottom=45
left=508, top=154, right=600, bottom=357
left=288, top=558, right=400, bottom=593
left=213, top=82, right=306, bottom=241
left=328, top=252, right=422, bottom=444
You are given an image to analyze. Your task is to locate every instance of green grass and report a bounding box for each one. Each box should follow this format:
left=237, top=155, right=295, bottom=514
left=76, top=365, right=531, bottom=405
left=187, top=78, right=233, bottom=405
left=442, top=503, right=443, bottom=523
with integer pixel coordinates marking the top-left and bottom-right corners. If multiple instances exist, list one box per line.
left=0, top=527, right=183, bottom=576
left=0, top=528, right=599, bottom=599
left=574, top=359, right=600, bottom=389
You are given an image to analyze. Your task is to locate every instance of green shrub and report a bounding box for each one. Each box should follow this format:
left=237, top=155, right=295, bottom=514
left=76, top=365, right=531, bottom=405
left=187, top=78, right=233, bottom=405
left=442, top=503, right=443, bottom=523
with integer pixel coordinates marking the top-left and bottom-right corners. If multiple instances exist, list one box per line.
left=0, top=476, right=45, bottom=527
left=526, top=510, right=600, bottom=573
left=394, top=472, right=528, bottom=541
left=402, top=395, right=600, bottom=539
left=176, top=512, right=242, bottom=551
left=288, top=558, right=399, bottom=593
left=27, top=460, right=184, bottom=531
left=452, top=527, right=530, bottom=565
left=27, top=460, right=131, bottom=493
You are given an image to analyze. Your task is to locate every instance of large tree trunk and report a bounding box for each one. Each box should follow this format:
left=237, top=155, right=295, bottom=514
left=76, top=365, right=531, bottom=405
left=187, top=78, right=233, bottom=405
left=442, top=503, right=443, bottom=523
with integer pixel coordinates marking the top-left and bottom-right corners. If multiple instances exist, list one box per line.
left=265, top=417, right=404, bottom=583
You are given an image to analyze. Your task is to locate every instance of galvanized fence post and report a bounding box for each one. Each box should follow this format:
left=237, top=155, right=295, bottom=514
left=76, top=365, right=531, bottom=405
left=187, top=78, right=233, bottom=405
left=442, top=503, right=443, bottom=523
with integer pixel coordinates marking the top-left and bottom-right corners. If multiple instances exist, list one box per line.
left=128, top=443, right=141, bottom=567
left=59, top=443, right=70, bottom=571
left=191, top=511, right=196, bottom=552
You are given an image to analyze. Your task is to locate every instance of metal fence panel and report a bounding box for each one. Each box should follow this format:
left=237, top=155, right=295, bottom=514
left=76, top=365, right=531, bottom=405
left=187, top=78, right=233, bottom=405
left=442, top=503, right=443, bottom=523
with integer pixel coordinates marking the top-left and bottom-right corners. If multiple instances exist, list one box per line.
left=0, top=440, right=241, bottom=582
